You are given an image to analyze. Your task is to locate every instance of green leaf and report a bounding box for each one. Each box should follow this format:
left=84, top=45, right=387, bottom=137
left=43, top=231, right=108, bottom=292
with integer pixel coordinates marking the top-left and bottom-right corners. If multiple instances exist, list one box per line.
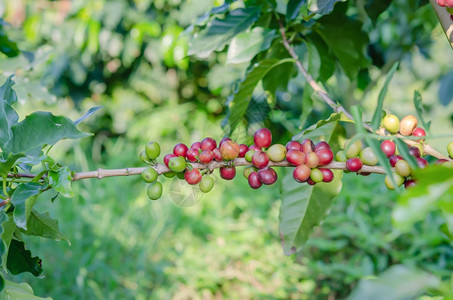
left=280, top=114, right=344, bottom=255
left=0, top=153, right=25, bottom=178
left=1, top=279, right=51, bottom=299
left=20, top=210, right=68, bottom=242
left=74, top=106, right=103, bottom=125
left=292, top=112, right=352, bottom=141
left=188, top=7, right=260, bottom=58
left=364, top=0, right=392, bottom=24
left=7, top=239, right=43, bottom=276
left=315, top=4, right=370, bottom=80
left=1, top=213, right=16, bottom=272
left=0, top=211, right=8, bottom=266
left=286, top=0, right=307, bottom=20
left=0, top=76, right=19, bottom=148
left=308, top=0, right=346, bottom=15
left=222, top=58, right=295, bottom=134
left=11, top=183, right=43, bottom=230
left=371, top=62, right=398, bottom=131
left=226, top=27, right=276, bottom=64
left=0, top=75, right=18, bottom=105
left=307, top=33, right=335, bottom=82
left=48, top=166, right=73, bottom=198
left=413, top=91, right=430, bottom=134
left=183, top=3, right=230, bottom=35
left=393, top=166, right=453, bottom=232
left=3, top=111, right=91, bottom=155
left=347, top=265, right=440, bottom=300
left=0, top=30, right=20, bottom=58
left=0, top=274, right=4, bottom=292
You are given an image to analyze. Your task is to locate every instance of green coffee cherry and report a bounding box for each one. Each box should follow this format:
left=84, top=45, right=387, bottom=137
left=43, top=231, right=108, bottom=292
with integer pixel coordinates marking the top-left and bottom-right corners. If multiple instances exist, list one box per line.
left=383, top=114, right=400, bottom=134
left=310, top=168, right=323, bottom=183
left=395, top=160, right=411, bottom=177
left=163, top=172, right=176, bottom=178
left=267, top=144, right=287, bottom=162
left=199, top=176, right=215, bottom=193
left=448, top=142, right=453, bottom=159
left=147, top=181, right=163, bottom=200
left=344, top=140, right=362, bottom=159
left=141, top=167, right=158, bottom=183
left=245, top=150, right=256, bottom=163
left=140, top=151, right=149, bottom=164
left=243, top=166, right=258, bottom=179
left=168, top=156, right=186, bottom=173
left=335, top=150, right=347, bottom=162
left=359, top=147, right=378, bottom=166
left=384, top=172, right=404, bottom=190
left=145, top=141, right=161, bottom=160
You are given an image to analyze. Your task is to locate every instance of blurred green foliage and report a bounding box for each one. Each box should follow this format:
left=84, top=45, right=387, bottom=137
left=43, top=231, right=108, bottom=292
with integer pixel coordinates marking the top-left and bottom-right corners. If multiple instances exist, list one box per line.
left=1, top=0, right=453, bottom=299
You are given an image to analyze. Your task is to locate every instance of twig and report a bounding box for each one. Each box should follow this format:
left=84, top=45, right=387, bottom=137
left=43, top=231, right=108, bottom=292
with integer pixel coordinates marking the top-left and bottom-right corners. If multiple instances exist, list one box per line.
left=277, top=19, right=452, bottom=161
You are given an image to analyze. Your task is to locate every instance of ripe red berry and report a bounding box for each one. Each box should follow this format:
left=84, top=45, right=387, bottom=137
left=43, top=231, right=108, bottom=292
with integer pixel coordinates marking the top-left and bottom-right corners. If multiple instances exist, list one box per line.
left=346, top=158, right=363, bottom=172
left=220, top=166, right=236, bottom=180
left=220, top=140, right=240, bottom=160
left=437, top=0, right=446, bottom=7
left=238, top=144, right=248, bottom=158
left=412, top=127, right=426, bottom=141
left=286, top=149, right=306, bottom=166
left=248, top=144, right=262, bottom=152
left=305, top=152, right=320, bottom=168
left=199, top=150, right=214, bottom=164
left=257, top=168, right=277, bottom=185
left=408, top=146, right=421, bottom=158
left=286, top=141, right=302, bottom=151
left=293, top=164, right=311, bottom=183
left=416, top=157, right=428, bottom=168
left=184, top=168, right=202, bottom=185
left=316, top=148, right=333, bottom=166
left=404, top=180, right=417, bottom=188
left=164, top=153, right=177, bottom=167
left=219, top=137, right=232, bottom=147
left=248, top=172, right=262, bottom=189
left=319, top=168, right=334, bottom=182
left=213, top=148, right=222, bottom=161
left=380, top=140, right=396, bottom=158
left=191, top=142, right=201, bottom=150
left=173, top=143, right=188, bottom=157
left=447, top=0, right=453, bottom=7
left=186, top=148, right=199, bottom=162
left=315, top=141, right=330, bottom=151
left=307, top=178, right=316, bottom=186
left=252, top=151, right=270, bottom=169
left=301, top=139, right=315, bottom=153
left=254, top=128, right=272, bottom=148
left=389, top=155, right=403, bottom=167
left=201, top=137, right=217, bottom=151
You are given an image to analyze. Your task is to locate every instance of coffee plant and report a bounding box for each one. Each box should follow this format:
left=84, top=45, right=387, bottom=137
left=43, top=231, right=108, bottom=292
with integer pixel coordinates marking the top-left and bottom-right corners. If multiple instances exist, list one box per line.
left=1, top=0, right=453, bottom=298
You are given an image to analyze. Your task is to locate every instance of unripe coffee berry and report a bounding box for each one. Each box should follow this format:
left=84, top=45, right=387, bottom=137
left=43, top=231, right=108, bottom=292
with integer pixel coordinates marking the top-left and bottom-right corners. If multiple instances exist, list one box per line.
left=184, top=168, right=202, bottom=185
left=267, top=144, right=287, bottom=162
left=199, top=175, right=215, bottom=193
left=335, top=150, right=347, bottom=162
left=385, top=172, right=404, bottom=190
left=168, top=156, right=187, bottom=173
left=248, top=172, right=262, bottom=189
left=301, top=139, right=315, bottom=153
left=252, top=151, right=270, bottom=169
left=257, top=168, right=277, bottom=185
left=293, top=164, right=311, bottom=183
left=245, top=150, right=256, bottom=162
left=164, top=153, right=177, bottom=167
left=448, top=142, right=453, bottom=158
left=399, top=115, right=418, bottom=136
left=147, top=181, right=163, bottom=200
left=173, top=143, right=188, bottom=157
left=383, top=114, right=400, bottom=134
left=142, top=167, right=158, bottom=183
left=395, top=160, right=411, bottom=177
left=243, top=166, right=258, bottom=179
left=140, top=151, right=149, bottom=164
left=359, top=147, right=378, bottom=166
left=254, top=128, right=272, bottom=148
left=380, top=140, right=396, bottom=158
left=310, top=168, right=323, bottom=183
left=201, top=137, right=217, bottom=151
left=145, top=141, right=161, bottom=160
left=345, top=140, right=362, bottom=158
left=220, top=166, right=236, bottom=180
left=286, top=150, right=305, bottom=166
left=220, top=140, right=240, bottom=160
left=346, top=158, right=363, bottom=172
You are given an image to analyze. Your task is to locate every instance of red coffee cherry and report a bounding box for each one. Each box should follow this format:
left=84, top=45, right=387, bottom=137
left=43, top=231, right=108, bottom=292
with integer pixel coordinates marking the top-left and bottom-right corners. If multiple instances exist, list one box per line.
left=199, top=150, right=214, bottom=164
left=380, top=140, right=396, bottom=158
left=319, top=168, right=334, bottom=182
left=254, top=128, right=272, bottom=148
left=437, top=0, right=446, bottom=7
left=248, top=144, right=262, bottom=152
left=346, top=158, right=363, bottom=172
left=286, top=141, right=302, bottom=151
left=293, top=164, right=311, bottom=183
left=164, top=153, right=177, bottom=167
left=220, top=140, right=240, bottom=160
left=238, top=144, right=248, bottom=158
left=315, top=141, right=330, bottom=151
left=201, top=137, right=217, bottom=151
left=400, top=115, right=418, bottom=136
left=186, top=148, right=199, bottom=162
left=286, top=149, right=306, bottom=166
left=316, top=148, right=333, bottom=166
left=248, top=172, right=262, bottom=189
left=301, top=139, right=315, bottom=153
left=408, top=146, right=421, bottom=158
left=219, top=137, right=232, bottom=148
left=257, top=168, right=277, bottom=185
left=252, top=151, right=270, bottom=169
left=404, top=180, right=417, bottom=189
left=184, top=168, right=202, bottom=185
left=389, top=155, right=403, bottom=167
left=219, top=166, right=236, bottom=180
left=307, top=178, right=316, bottom=186
left=213, top=148, right=222, bottom=161
left=412, top=127, right=426, bottom=141
left=191, top=142, right=201, bottom=150
left=416, top=157, right=428, bottom=168
left=173, top=143, right=188, bottom=157
left=305, top=152, right=320, bottom=168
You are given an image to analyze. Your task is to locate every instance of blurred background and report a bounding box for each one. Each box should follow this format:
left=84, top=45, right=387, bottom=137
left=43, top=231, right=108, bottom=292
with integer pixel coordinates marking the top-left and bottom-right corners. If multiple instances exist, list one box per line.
left=1, top=0, right=453, bottom=299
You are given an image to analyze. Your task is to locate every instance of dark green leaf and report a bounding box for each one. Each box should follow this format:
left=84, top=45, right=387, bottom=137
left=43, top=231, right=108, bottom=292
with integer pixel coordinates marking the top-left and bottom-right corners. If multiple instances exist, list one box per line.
left=226, top=27, right=276, bottom=64
left=188, top=7, right=260, bottom=58
left=74, top=106, right=103, bottom=125
left=0, top=32, right=20, bottom=57
left=413, top=91, right=430, bottom=134
left=183, top=3, right=230, bottom=35
left=371, top=62, right=398, bottom=130
left=1, top=279, right=51, bottom=299
left=347, top=265, right=440, bottom=300
left=0, top=76, right=19, bottom=147
left=307, top=33, right=335, bottom=82
left=0, top=153, right=25, bottom=178
left=7, top=239, right=42, bottom=276
left=0, top=211, right=8, bottom=267
left=292, top=112, right=352, bottom=141
left=11, top=183, right=43, bottom=230
left=286, top=0, right=307, bottom=20
left=315, top=4, right=370, bottom=80
left=20, top=210, right=68, bottom=242
left=3, top=111, right=91, bottom=155
left=222, top=58, right=295, bottom=134
left=48, top=166, right=73, bottom=198
left=364, top=0, right=392, bottom=24
left=0, top=75, right=18, bottom=105
left=1, top=213, right=16, bottom=272
left=308, top=0, right=346, bottom=15
left=0, top=273, right=4, bottom=292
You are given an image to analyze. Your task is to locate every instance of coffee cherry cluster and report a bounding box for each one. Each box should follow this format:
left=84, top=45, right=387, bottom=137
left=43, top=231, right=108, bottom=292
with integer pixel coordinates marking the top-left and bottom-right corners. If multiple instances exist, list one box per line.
left=435, top=0, right=453, bottom=20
